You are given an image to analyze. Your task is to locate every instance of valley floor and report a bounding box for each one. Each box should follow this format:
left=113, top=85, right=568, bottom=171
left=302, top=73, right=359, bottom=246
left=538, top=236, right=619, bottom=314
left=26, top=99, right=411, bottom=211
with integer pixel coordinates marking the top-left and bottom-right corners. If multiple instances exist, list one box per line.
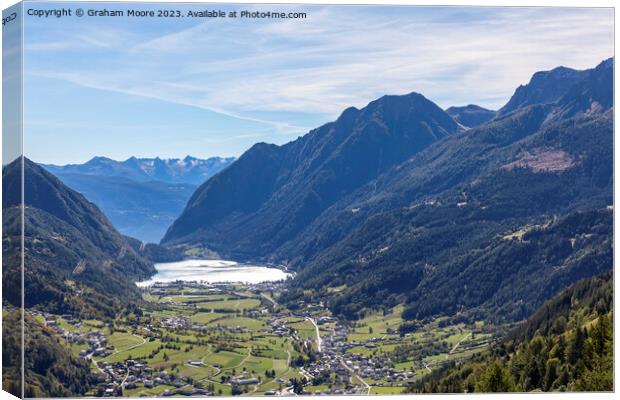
left=35, top=281, right=501, bottom=397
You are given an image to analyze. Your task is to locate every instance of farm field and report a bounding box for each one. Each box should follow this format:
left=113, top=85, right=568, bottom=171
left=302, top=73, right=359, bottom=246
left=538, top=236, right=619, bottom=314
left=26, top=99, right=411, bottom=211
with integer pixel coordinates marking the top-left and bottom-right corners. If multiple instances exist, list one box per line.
left=42, top=281, right=501, bottom=397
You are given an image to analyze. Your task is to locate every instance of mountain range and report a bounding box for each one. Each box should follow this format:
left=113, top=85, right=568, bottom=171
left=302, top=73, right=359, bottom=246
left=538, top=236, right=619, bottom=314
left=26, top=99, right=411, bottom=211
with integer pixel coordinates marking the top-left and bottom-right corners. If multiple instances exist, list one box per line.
left=163, top=58, right=613, bottom=323
left=163, top=92, right=462, bottom=253
left=43, top=155, right=235, bottom=185
left=6, top=58, right=611, bottom=326
left=41, top=156, right=234, bottom=242
left=1, top=57, right=613, bottom=398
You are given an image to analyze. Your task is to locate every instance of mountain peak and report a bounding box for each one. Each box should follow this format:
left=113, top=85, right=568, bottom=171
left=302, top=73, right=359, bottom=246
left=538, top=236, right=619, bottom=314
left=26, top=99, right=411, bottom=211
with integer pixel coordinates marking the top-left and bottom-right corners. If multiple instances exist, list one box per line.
left=497, top=65, right=588, bottom=116
left=446, top=104, right=496, bottom=128
left=163, top=90, right=460, bottom=250
left=370, top=91, right=429, bottom=107
left=598, top=57, right=613, bottom=69
left=87, top=156, right=113, bottom=164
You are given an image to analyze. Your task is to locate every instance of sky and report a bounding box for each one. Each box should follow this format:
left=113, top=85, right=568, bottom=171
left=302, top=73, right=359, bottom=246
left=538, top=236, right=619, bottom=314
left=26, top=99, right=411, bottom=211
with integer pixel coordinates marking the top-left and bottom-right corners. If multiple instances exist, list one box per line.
left=17, top=2, right=614, bottom=164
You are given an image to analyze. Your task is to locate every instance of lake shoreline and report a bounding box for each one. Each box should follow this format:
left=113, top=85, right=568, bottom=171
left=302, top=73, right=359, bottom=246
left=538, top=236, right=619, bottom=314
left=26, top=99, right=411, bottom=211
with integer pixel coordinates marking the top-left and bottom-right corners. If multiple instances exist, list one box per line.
left=135, top=258, right=293, bottom=287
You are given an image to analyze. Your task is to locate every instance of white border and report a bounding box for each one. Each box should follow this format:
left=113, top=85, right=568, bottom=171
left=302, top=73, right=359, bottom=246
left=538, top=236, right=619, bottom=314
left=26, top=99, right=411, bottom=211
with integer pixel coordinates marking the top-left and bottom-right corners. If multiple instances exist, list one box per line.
left=0, top=1, right=617, bottom=400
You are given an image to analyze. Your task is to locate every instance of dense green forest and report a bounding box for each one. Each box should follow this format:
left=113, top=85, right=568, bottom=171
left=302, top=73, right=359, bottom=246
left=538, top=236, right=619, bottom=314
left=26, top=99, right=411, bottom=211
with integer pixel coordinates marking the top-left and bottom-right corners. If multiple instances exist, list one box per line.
left=410, top=272, right=613, bottom=392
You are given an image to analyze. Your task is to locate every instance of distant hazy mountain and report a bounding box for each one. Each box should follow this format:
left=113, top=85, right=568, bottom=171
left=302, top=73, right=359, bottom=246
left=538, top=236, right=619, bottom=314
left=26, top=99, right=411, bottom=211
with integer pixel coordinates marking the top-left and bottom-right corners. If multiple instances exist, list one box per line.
left=446, top=104, right=495, bottom=127
left=162, top=92, right=462, bottom=254
left=48, top=174, right=197, bottom=243
left=43, top=155, right=235, bottom=185
left=163, top=58, right=612, bottom=324
left=40, top=155, right=234, bottom=242
left=3, top=158, right=155, bottom=319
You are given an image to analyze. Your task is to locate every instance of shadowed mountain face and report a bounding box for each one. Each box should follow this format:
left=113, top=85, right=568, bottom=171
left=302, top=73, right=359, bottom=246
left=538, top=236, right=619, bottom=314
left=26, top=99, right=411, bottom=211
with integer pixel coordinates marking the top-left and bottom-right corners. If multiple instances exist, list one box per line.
left=549, top=57, right=613, bottom=121
left=163, top=58, right=612, bottom=323
left=496, top=66, right=588, bottom=117
left=162, top=92, right=462, bottom=255
left=2, top=158, right=155, bottom=319
left=446, top=104, right=495, bottom=127
left=43, top=155, right=234, bottom=185
left=279, top=107, right=612, bottom=321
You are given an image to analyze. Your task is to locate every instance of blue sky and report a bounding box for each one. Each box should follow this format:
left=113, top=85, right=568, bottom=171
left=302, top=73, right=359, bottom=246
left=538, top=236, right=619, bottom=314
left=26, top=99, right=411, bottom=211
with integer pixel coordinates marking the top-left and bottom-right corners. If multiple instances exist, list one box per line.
left=20, top=2, right=613, bottom=164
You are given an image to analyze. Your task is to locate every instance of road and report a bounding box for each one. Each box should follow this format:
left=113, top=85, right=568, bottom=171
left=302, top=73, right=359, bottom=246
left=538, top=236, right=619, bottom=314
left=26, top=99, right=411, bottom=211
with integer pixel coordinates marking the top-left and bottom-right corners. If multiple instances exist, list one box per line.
left=338, top=358, right=370, bottom=395
left=305, top=317, right=322, bottom=352
left=261, top=293, right=278, bottom=307
left=423, top=361, right=432, bottom=372
left=449, top=333, right=471, bottom=355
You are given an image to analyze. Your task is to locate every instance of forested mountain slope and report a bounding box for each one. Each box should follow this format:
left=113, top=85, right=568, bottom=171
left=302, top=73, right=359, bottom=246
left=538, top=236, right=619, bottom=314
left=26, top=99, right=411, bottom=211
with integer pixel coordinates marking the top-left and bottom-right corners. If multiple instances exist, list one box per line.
left=164, top=59, right=612, bottom=325
left=410, top=272, right=613, bottom=392
left=2, top=158, right=155, bottom=319
left=162, top=93, right=462, bottom=256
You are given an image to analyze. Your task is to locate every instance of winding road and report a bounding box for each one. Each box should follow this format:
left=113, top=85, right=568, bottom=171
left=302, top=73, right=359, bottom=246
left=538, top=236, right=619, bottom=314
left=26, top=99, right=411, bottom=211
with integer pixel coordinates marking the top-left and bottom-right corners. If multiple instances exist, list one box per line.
left=449, top=332, right=471, bottom=355
left=305, top=317, right=322, bottom=352
left=338, top=358, right=370, bottom=395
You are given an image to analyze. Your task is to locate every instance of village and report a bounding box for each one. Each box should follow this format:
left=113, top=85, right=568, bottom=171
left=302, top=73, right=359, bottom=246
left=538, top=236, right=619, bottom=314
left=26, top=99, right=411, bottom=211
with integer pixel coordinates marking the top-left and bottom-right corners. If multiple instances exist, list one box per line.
left=33, top=279, right=493, bottom=397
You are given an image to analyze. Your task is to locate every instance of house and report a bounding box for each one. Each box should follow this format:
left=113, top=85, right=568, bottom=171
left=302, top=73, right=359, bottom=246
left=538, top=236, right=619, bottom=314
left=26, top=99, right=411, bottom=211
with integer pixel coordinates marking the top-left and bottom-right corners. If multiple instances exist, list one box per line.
left=235, top=378, right=260, bottom=385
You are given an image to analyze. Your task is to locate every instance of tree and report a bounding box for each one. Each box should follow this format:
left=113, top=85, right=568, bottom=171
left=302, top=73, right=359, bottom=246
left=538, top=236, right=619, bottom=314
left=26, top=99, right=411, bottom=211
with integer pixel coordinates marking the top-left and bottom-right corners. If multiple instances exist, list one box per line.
left=567, top=327, right=586, bottom=365
left=475, top=362, right=515, bottom=392
left=590, top=314, right=612, bottom=357
left=231, top=384, right=242, bottom=396
left=544, top=358, right=560, bottom=391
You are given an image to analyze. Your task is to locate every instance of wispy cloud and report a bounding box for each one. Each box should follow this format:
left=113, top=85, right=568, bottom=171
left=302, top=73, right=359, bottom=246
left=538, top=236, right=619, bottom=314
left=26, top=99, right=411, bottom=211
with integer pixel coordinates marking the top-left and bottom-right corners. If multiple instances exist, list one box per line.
left=22, top=5, right=613, bottom=163
left=28, top=6, right=613, bottom=113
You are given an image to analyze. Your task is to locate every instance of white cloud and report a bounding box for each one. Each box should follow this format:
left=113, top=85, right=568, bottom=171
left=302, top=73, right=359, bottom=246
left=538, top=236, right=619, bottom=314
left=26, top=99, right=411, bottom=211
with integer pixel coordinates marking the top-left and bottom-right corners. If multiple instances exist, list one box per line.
left=26, top=5, right=614, bottom=125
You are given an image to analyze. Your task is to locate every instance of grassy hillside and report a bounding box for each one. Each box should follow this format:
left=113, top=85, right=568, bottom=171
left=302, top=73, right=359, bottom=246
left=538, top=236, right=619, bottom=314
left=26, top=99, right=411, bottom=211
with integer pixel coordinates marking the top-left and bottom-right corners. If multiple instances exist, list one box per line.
left=409, top=271, right=613, bottom=392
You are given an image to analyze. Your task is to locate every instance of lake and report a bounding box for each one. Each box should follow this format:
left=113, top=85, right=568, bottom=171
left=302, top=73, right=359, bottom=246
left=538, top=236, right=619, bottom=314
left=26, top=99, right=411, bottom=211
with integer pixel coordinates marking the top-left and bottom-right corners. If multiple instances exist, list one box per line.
left=135, top=259, right=291, bottom=287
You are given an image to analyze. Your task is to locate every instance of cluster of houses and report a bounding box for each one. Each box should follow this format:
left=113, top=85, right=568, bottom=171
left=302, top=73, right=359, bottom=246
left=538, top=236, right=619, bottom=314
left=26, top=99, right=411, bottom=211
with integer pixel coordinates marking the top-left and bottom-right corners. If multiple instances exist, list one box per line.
left=72, top=331, right=112, bottom=358
left=96, top=360, right=205, bottom=396
left=37, top=313, right=114, bottom=360
left=269, top=318, right=293, bottom=337
left=158, top=314, right=251, bottom=336
left=290, top=303, right=419, bottom=393
left=100, top=359, right=153, bottom=388
left=342, top=353, right=415, bottom=382
left=159, top=315, right=198, bottom=330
